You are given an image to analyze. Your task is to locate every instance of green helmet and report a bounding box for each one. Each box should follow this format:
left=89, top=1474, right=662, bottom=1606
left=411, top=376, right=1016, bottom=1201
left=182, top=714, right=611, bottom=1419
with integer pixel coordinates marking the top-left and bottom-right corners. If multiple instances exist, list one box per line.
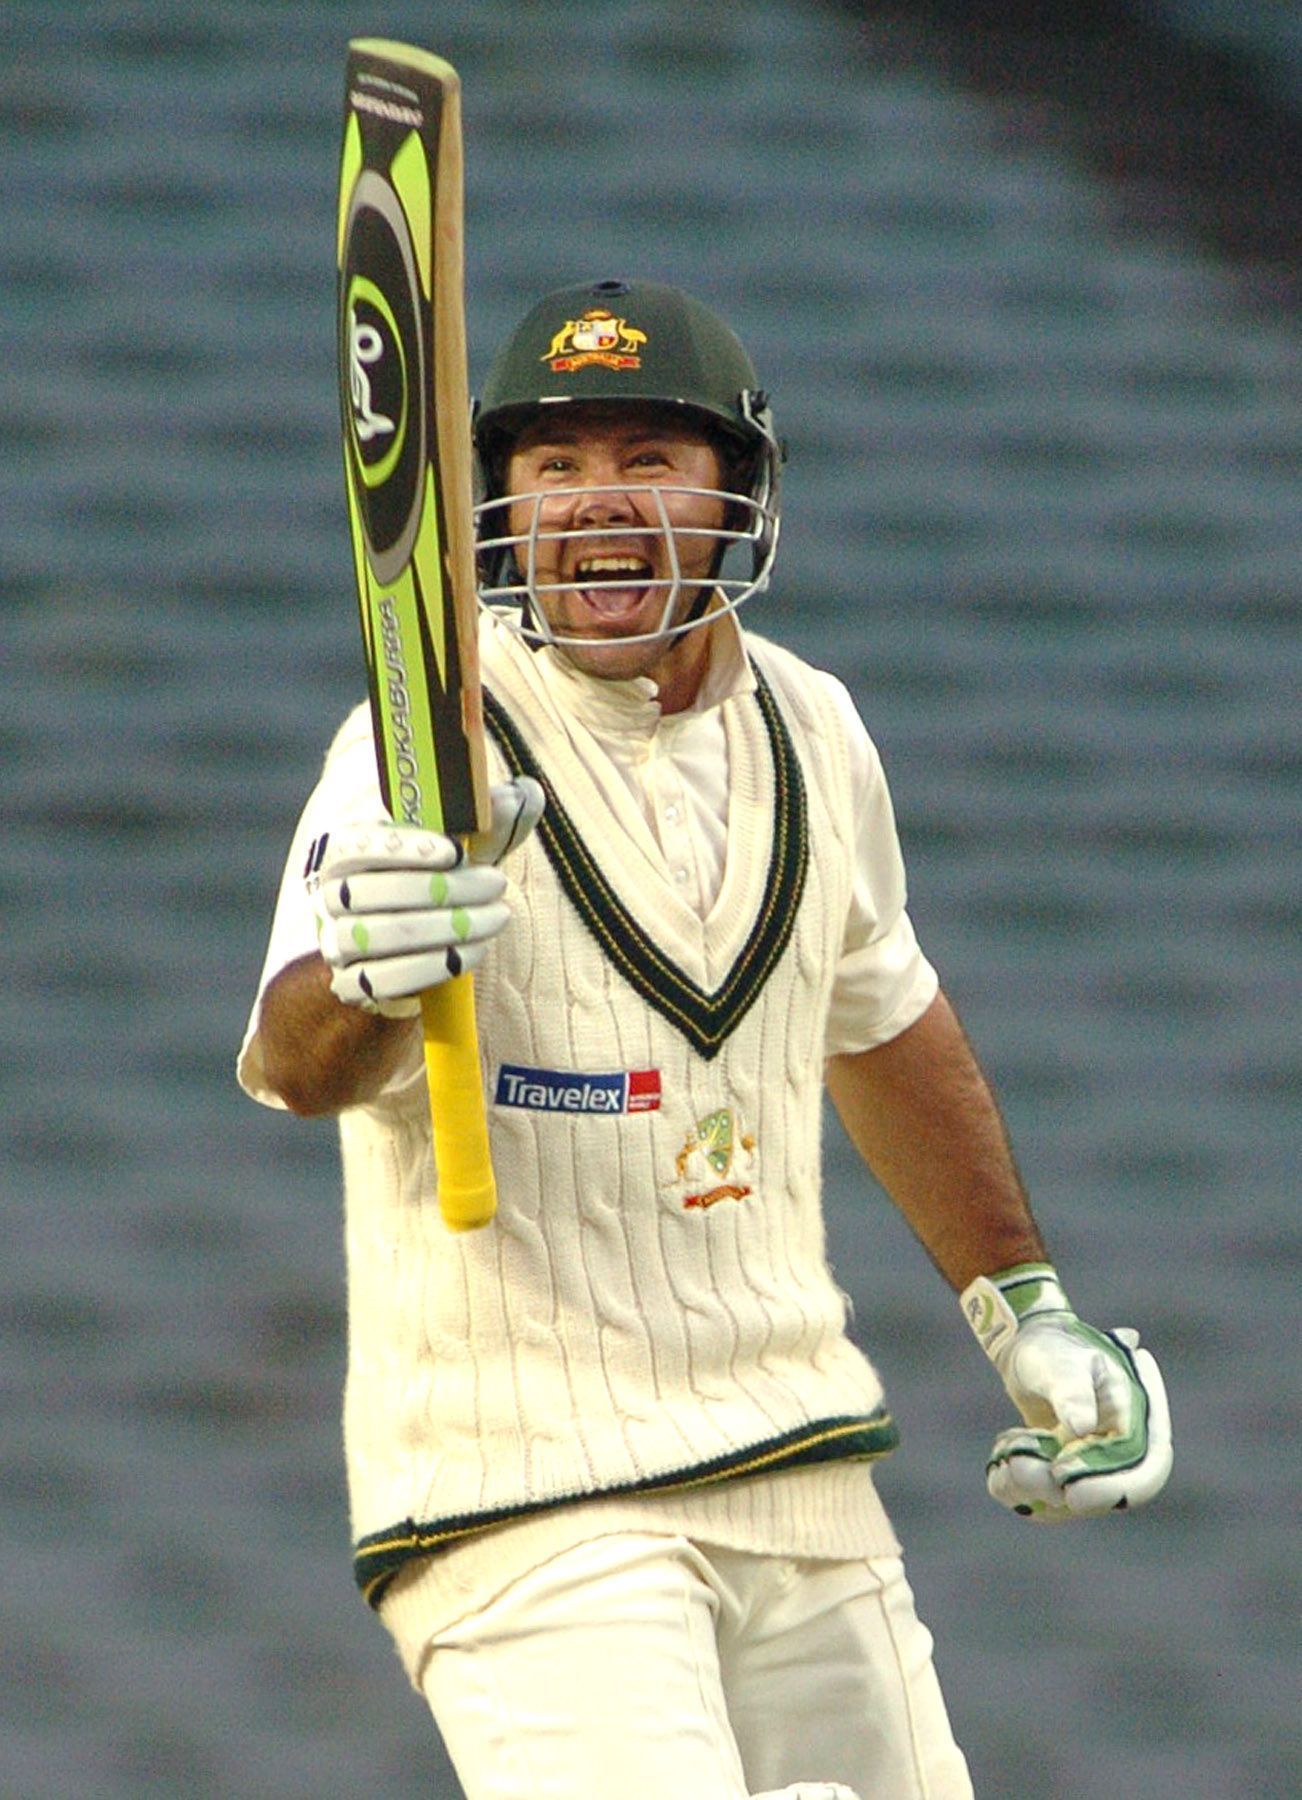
left=476, top=278, right=771, bottom=463
left=472, top=279, right=783, bottom=642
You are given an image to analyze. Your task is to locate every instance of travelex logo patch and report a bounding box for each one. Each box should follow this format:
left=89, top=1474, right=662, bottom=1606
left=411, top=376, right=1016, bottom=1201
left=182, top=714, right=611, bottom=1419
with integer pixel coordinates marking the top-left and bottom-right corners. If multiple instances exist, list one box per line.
left=494, top=1063, right=661, bottom=1115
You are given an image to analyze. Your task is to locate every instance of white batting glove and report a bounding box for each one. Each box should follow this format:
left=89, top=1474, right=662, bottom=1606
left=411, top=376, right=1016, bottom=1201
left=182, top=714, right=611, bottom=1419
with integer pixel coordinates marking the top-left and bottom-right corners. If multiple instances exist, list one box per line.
left=753, top=1787, right=861, bottom=1799
left=961, top=1263, right=1172, bottom=1523
left=308, top=778, right=544, bottom=1016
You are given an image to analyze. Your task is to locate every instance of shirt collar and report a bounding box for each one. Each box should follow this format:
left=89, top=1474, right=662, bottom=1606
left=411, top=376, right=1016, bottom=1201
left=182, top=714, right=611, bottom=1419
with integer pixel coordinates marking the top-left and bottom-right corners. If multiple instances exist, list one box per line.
left=533, top=601, right=756, bottom=738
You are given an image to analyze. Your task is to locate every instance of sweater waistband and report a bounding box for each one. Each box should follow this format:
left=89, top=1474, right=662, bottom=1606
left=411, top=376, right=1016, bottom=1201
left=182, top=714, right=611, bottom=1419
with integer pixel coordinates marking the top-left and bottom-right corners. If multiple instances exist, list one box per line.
left=354, top=1409, right=898, bottom=1607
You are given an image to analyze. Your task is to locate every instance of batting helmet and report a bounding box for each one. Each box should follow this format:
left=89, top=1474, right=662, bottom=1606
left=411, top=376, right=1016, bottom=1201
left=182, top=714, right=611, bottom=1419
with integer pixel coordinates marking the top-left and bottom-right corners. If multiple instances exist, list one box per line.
left=472, top=278, right=783, bottom=645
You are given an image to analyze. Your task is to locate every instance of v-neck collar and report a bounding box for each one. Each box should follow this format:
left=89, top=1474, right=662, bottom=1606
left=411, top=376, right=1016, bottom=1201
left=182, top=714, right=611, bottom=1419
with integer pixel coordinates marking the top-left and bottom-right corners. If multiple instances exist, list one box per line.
left=483, top=656, right=808, bottom=1061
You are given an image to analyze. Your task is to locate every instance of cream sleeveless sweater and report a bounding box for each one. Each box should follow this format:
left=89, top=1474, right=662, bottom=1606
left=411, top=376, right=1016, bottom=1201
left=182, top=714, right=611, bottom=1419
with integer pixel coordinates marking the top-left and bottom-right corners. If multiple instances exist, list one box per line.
left=339, top=627, right=917, bottom=1605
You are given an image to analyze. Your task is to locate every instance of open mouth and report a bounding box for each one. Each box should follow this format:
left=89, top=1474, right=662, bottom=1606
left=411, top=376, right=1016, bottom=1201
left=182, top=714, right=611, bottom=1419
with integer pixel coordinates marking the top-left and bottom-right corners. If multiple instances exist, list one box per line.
left=572, top=554, right=657, bottom=618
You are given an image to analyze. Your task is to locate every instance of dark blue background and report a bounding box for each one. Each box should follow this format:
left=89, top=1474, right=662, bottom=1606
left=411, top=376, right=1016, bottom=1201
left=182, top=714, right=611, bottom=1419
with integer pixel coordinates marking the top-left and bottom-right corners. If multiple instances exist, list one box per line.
left=3, top=3, right=1297, bottom=1794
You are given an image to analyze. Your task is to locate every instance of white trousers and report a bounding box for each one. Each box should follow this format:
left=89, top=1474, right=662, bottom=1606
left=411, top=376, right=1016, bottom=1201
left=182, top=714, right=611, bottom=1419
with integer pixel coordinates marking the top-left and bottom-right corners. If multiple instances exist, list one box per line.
left=399, top=1533, right=973, bottom=1799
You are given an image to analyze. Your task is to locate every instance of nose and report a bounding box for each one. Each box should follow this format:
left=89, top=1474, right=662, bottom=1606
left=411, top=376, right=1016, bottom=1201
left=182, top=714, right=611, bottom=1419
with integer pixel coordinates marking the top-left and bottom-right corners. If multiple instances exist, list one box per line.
left=572, top=481, right=640, bottom=527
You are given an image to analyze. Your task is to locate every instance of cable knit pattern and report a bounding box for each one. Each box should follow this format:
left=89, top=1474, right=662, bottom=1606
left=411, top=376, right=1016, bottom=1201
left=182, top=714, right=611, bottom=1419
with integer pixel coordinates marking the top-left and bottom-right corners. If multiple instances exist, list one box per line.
left=342, top=626, right=909, bottom=1603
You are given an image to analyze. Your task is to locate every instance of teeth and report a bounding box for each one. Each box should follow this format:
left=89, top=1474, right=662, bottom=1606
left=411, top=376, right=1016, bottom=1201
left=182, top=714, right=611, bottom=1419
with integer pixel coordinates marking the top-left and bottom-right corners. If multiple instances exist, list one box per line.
left=576, top=556, right=648, bottom=578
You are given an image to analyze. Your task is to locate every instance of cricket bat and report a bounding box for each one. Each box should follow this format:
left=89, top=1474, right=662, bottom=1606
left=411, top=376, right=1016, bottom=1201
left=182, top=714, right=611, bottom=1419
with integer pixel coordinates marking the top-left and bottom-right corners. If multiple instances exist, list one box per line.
left=336, top=41, right=494, bottom=1230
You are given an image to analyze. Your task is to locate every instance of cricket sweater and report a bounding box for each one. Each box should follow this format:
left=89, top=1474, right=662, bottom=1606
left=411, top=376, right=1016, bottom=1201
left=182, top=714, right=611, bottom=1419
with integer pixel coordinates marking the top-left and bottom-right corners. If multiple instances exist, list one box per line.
left=329, top=620, right=937, bottom=1605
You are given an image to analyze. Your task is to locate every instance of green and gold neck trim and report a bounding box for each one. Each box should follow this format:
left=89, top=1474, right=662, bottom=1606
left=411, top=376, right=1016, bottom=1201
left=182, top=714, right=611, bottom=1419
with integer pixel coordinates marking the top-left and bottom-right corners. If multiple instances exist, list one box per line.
left=483, top=666, right=809, bottom=1061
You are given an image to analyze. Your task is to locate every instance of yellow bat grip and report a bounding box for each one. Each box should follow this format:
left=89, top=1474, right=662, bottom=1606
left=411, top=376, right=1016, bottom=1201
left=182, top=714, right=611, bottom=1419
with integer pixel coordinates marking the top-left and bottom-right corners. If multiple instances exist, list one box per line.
left=420, top=976, right=497, bottom=1230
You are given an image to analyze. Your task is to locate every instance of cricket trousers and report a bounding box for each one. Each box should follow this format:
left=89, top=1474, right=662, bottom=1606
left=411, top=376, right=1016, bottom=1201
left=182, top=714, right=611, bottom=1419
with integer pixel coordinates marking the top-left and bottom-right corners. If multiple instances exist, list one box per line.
left=385, top=1532, right=974, bottom=1799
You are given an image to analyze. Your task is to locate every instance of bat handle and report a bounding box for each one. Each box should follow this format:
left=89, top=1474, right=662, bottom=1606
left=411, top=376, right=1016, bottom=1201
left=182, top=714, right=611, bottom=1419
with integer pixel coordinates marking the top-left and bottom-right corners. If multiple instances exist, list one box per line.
left=420, top=977, right=497, bottom=1230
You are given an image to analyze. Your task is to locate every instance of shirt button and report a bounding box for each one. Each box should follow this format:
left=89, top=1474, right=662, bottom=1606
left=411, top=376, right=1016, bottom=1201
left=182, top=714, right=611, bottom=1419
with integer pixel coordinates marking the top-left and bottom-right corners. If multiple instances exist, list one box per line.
left=664, top=804, right=680, bottom=824
left=674, top=868, right=689, bottom=884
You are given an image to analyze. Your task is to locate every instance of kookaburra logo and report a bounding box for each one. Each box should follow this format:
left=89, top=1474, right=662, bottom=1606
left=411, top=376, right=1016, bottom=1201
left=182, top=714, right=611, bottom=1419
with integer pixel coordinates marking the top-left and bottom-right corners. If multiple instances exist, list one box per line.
left=349, top=312, right=395, bottom=443
left=339, top=172, right=421, bottom=582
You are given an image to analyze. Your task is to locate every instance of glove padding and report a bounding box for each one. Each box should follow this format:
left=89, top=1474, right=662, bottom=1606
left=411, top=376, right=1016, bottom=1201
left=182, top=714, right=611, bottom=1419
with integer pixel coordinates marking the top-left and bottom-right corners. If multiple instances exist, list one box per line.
left=962, top=1264, right=1172, bottom=1523
left=309, top=778, right=544, bottom=1015
left=752, top=1787, right=861, bottom=1799
left=752, top=1787, right=860, bottom=1799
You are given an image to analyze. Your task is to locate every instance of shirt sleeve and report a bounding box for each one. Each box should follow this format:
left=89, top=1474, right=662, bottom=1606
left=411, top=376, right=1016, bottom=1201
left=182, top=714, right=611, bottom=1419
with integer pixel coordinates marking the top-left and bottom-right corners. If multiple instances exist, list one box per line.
left=236, top=703, right=424, bottom=1108
left=815, top=673, right=939, bottom=1056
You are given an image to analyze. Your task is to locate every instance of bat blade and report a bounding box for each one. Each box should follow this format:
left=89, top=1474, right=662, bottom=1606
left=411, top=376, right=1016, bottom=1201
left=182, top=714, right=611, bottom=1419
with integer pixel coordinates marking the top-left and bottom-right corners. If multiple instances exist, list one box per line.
left=338, top=40, right=495, bottom=1231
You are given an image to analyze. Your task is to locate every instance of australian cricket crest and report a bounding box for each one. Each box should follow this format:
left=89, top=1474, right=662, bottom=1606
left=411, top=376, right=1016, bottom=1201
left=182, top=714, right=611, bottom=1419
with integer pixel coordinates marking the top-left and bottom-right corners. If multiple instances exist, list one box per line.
left=541, top=307, right=649, bottom=373
left=673, top=1107, right=757, bottom=1211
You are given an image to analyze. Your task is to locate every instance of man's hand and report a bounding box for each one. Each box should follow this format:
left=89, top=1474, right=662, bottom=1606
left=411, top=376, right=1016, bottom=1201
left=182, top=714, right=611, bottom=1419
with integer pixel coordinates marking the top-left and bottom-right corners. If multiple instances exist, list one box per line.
left=961, top=1263, right=1172, bottom=1522
left=309, top=778, right=544, bottom=1015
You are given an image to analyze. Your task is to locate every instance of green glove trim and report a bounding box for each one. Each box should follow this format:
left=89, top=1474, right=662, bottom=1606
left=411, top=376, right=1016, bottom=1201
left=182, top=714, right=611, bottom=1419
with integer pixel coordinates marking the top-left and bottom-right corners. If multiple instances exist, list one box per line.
left=1052, top=1326, right=1151, bottom=1485
left=960, top=1262, right=1071, bottom=1361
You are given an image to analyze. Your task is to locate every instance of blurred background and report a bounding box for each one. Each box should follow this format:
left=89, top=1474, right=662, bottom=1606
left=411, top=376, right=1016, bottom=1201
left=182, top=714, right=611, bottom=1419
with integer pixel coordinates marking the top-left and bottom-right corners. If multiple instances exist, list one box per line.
left=2, top=1, right=1298, bottom=1794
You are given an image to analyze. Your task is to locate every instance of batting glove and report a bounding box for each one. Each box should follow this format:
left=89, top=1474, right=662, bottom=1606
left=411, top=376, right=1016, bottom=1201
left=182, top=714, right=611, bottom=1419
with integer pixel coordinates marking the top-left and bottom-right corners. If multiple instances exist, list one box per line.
left=309, top=778, right=544, bottom=1016
left=753, top=1787, right=861, bottom=1799
left=961, top=1263, right=1172, bottom=1522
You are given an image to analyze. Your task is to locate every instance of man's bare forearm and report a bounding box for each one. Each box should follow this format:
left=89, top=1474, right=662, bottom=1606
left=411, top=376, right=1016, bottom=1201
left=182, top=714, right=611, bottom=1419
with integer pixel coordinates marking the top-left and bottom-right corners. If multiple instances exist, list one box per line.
left=258, top=952, right=416, bottom=1116
left=826, top=990, right=1047, bottom=1291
